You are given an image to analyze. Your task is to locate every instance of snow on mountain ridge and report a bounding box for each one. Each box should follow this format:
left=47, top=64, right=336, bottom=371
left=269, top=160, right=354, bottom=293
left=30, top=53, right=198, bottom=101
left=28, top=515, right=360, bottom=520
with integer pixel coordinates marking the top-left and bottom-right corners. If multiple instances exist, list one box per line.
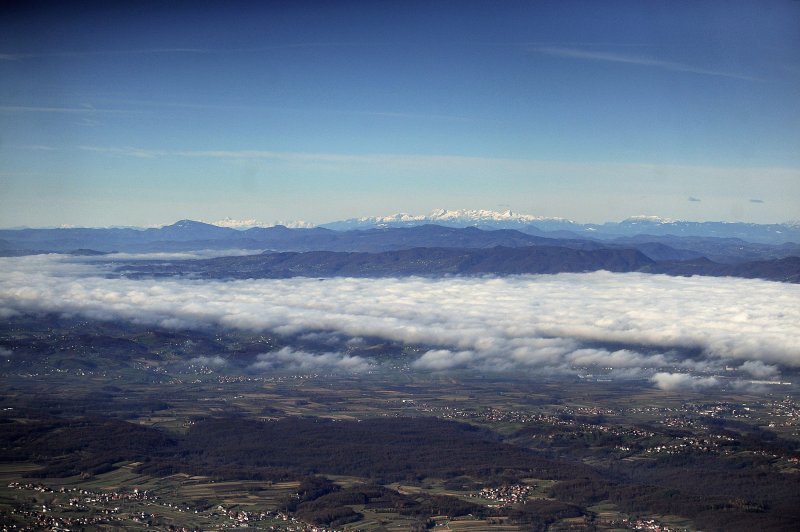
left=209, top=217, right=313, bottom=229
left=354, top=209, right=572, bottom=225
left=428, top=208, right=570, bottom=222
left=622, top=215, right=676, bottom=224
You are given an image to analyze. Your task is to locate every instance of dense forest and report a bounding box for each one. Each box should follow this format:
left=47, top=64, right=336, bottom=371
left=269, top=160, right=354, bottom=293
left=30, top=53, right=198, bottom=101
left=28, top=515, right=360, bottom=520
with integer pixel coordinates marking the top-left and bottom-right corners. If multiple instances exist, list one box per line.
left=3, top=412, right=799, bottom=530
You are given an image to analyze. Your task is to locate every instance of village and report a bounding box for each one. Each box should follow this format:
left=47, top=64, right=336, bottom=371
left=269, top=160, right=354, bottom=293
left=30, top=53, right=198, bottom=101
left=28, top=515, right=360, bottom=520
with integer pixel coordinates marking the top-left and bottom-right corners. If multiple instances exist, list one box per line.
left=3, top=482, right=341, bottom=532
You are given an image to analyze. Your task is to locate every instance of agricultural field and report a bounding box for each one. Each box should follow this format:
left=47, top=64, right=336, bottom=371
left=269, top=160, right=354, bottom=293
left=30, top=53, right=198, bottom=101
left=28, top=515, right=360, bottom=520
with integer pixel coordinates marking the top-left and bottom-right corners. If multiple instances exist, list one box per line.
left=2, top=316, right=800, bottom=531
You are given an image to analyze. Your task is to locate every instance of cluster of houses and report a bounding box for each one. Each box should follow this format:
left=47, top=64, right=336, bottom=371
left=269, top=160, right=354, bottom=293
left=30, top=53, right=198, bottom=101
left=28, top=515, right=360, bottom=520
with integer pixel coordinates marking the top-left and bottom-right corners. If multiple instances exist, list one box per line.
left=626, top=517, right=683, bottom=532
left=7, top=482, right=157, bottom=503
left=599, top=515, right=685, bottom=532
left=471, top=484, right=531, bottom=507
left=4, top=480, right=341, bottom=531
left=5, top=506, right=116, bottom=531
left=213, top=505, right=337, bottom=531
left=5, top=483, right=162, bottom=530
left=645, top=436, right=720, bottom=455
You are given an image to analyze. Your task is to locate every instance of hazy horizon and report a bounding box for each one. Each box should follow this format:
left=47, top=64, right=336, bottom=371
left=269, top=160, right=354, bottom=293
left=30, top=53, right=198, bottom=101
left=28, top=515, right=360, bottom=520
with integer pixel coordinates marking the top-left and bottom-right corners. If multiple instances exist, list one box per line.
left=5, top=207, right=800, bottom=231
left=2, top=1, right=799, bottom=227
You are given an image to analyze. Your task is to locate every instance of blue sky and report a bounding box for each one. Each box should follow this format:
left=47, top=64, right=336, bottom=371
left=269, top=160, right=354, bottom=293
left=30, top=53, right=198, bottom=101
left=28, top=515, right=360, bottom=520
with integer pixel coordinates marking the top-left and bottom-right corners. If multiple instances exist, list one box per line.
left=1, top=0, right=798, bottom=227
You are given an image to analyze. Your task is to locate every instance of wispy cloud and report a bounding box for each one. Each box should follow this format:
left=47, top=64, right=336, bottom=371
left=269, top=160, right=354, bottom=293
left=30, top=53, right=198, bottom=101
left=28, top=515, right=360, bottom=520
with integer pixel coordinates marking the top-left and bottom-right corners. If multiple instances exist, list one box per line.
left=0, top=43, right=363, bottom=62
left=78, top=145, right=164, bottom=158
left=78, top=145, right=391, bottom=163
left=530, top=46, right=758, bottom=81
left=0, top=105, right=133, bottom=114
left=74, top=144, right=800, bottom=187
left=77, top=118, right=102, bottom=127
left=688, top=196, right=702, bottom=202
left=331, top=109, right=471, bottom=122
left=0, top=48, right=210, bottom=61
left=16, top=144, right=59, bottom=152
left=78, top=97, right=471, bottom=122
left=750, top=198, right=765, bottom=204
left=68, top=145, right=800, bottom=219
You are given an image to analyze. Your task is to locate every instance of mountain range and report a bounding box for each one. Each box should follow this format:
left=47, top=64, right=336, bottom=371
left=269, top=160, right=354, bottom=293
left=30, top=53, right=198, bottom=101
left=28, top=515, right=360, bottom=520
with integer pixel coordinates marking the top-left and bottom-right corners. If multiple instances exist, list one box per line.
left=117, top=246, right=658, bottom=279
left=2, top=218, right=798, bottom=261
left=4, top=209, right=800, bottom=245
left=110, top=244, right=799, bottom=283
left=2, top=213, right=798, bottom=282
left=320, top=209, right=800, bottom=245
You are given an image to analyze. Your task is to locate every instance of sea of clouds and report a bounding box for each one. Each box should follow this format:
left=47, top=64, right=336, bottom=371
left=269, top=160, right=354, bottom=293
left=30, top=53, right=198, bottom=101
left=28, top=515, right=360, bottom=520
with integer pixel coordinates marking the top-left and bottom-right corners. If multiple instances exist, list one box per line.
left=1, top=254, right=798, bottom=389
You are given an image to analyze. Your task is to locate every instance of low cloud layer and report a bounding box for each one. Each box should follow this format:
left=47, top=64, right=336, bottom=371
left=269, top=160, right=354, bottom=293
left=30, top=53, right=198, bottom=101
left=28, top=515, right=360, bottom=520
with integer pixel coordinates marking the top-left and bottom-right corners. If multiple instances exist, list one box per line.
left=250, top=347, right=371, bottom=373
left=651, top=372, right=720, bottom=391
left=1, top=255, right=798, bottom=384
left=188, top=355, right=227, bottom=367
left=739, top=360, right=779, bottom=379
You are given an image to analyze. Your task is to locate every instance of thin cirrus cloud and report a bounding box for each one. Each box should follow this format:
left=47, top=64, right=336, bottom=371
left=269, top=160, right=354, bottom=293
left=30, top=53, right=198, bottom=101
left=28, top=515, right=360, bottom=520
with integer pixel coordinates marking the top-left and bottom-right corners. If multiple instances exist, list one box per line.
left=0, top=43, right=366, bottom=62
left=72, top=144, right=800, bottom=186
left=0, top=254, right=797, bottom=387
left=0, top=48, right=209, bottom=61
left=0, top=106, right=134, bottom=114
left=49, top=95, right=473, bottom=122
left=530, top=46, right=759, bottom=81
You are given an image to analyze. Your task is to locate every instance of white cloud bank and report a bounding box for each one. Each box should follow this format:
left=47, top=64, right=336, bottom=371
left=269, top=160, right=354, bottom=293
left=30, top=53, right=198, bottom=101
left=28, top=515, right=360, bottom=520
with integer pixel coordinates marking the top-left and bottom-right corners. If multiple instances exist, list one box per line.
left=1, top=255, right=798, bottom=380
left=250, top=347, right=371, bottom=373
left=651, top=372, right=720, bottom=391
left=188, top=355, right=228, bottom=367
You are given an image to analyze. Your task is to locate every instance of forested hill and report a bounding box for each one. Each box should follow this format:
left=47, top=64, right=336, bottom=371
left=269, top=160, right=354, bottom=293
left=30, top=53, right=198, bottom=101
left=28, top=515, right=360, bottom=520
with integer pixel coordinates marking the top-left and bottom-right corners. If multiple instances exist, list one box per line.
left=3, top=221, right=798, bottom=282
left=115, top=246, right=800, bottom=283
left=2, top=221, right=799, bottom=264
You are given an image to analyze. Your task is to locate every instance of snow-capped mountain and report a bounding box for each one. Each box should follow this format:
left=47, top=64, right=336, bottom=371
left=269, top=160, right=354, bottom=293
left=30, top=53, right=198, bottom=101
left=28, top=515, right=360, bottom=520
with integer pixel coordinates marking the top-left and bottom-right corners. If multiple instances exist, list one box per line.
left=321, top=209, right=575, bottom=231
left=320, top=209, right=800, bottom=244
left=619, top=215, right=676, bottom=224
left=422, top=208, right=568, bottom=223
left=597, top=217, right=800, bottom=243
left=209, top=217, right=313, bottom=229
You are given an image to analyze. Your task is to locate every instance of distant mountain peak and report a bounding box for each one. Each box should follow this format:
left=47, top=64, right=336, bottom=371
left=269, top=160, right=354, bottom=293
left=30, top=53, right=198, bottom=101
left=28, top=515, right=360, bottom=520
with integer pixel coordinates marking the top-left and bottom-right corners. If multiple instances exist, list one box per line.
left=208, top=217, right=314, bottom=229
left=346, top=208, right=572, bottom=226
left=317, top=210, right=800, bottom=244
left=621, top=215, right=676, bottom=224
left=168, top=219, right=215, bottom=228
left=425, top=208, right=571, bottom=223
